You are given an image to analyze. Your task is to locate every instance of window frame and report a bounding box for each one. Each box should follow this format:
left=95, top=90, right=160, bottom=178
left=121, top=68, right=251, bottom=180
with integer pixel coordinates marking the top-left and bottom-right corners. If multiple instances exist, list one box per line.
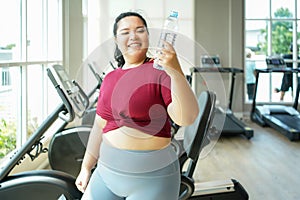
left=244, top=0, right=300, bottom=103
left=0, top=0, right=63, bottom=162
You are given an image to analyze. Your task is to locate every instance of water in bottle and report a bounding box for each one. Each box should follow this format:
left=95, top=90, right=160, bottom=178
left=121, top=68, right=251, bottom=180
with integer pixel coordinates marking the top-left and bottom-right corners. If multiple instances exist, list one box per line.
left=153, top=11, right=179, bottom=70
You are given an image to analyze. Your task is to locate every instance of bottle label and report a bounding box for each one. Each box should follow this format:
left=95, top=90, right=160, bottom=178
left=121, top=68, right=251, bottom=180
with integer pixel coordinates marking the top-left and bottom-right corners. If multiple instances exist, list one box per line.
left=158, top=32, right=177, bottom=48
left=153, top=11, right=178, bottom=71
left=153, top=32, right=177, bottom=70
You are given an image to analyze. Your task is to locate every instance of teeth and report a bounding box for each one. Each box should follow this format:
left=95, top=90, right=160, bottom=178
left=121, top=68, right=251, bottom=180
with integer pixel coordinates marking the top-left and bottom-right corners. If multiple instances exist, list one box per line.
left=129, top=43, right=141, bottom=47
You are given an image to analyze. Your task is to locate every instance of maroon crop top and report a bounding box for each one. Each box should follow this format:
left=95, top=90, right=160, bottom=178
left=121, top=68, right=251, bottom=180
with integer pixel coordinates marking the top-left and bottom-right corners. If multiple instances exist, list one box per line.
left=96, top=60, right=172, bottom=138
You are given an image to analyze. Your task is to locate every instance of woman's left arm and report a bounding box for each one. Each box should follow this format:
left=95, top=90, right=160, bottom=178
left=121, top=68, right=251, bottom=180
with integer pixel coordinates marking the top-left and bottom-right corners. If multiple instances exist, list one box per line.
left=156, top=42, right=199, bottom=126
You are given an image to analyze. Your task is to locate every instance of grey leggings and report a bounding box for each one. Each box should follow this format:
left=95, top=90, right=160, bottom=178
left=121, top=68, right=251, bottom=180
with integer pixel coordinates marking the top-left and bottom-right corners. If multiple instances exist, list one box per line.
left=82, top=142, right=180, bottom=200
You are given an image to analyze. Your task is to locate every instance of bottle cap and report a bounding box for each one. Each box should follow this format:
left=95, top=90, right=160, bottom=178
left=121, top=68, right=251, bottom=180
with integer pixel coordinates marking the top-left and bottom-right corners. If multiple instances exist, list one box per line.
left=170, top=11, right=178, bottom=18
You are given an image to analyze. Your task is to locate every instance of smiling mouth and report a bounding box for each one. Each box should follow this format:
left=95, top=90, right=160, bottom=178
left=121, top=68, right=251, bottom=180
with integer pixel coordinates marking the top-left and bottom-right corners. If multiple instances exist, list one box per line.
left=128, top=43, right=141, bottom=48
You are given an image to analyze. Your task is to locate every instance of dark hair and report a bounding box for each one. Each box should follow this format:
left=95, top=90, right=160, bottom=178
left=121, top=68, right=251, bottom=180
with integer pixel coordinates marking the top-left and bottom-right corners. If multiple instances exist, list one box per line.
left=113, top=12, right=148, bottom=68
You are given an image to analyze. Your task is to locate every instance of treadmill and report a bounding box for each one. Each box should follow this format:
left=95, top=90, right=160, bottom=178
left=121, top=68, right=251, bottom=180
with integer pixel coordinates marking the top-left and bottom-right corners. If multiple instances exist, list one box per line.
left=251, top=57, right=300, bottom=141
left=192, top=67, right=254, bottom=139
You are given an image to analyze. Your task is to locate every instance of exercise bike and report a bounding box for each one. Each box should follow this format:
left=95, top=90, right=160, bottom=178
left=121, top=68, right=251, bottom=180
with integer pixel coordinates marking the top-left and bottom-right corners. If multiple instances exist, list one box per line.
left=0, top=64, right=97, bottom=199
left=0, top=60, right=109, bottom=199
left=47, top=64, right=103, bottom=178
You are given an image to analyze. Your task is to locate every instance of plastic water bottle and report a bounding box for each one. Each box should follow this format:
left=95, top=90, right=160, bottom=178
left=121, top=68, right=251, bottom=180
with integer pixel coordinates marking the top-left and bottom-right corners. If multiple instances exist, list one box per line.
left=153, top=11, right=179, bottom=70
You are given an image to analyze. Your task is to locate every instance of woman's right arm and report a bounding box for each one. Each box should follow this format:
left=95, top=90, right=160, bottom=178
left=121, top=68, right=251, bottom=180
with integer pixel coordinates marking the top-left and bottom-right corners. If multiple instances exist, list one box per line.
left=75, top=115, right=106, bottom=193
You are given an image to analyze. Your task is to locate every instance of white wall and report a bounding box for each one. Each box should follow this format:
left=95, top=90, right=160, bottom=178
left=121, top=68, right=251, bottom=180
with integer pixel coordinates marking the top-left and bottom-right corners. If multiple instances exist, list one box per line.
left=63, top=0, right=84, bottom=83
left=195, top=0, right=244, bottom=113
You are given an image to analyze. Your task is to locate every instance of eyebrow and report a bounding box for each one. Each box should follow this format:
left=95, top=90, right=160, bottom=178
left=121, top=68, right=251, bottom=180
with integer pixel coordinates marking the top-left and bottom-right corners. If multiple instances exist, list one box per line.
left=118, top=26, right=145, bottom=32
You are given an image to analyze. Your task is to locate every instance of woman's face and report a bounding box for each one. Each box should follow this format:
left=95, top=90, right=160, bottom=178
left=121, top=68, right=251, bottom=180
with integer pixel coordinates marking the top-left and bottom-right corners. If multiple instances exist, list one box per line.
left=115, top=16, right=149, bottom=61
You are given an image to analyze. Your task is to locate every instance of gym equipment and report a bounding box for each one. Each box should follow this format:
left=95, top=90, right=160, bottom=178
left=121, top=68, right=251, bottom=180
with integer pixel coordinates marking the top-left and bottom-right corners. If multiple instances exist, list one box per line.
left=47, top=65, right=249, bottom=199
left=251, top=57, right=300, bottom=141
left=45, top=65, right=249, bottom=199
left=0, top=65, right=90, bottom=199
left=0, top=63, right=104, bottom=199
left=48, top=126, right=91, bottom=177
left=0, top=170, right=82, bottom=200
left=200, top=55, right=222, bottom=68
left=191, top=67, right=253, bottom=139
left=48, top=64, right=102, bottom=177
left=175, top=90, right=249, bottom=200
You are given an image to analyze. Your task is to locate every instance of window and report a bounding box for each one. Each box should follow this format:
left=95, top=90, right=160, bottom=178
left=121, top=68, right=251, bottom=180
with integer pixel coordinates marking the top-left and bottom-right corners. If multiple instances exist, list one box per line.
left=0, top=0, right=62, bottom=161
left=85, top=0, right=195, bottom=75
left=245, top=0, right=300, bottom=103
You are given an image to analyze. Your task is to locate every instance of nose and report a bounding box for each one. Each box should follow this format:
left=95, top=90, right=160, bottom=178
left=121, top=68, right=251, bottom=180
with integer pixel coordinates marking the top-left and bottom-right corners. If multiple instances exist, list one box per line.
left=129, top=31, right=138, bottom=40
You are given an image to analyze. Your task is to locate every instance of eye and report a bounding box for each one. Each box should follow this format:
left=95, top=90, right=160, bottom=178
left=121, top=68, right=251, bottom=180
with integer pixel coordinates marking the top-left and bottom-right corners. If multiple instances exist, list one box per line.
left=120, top=31, right=129, bottom=35
left=136, top=28, right=146, bottom=33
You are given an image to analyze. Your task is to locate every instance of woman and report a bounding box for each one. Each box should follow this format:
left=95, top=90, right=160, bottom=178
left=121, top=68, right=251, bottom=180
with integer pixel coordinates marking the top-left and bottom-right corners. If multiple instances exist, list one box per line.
left=75, top=11, right=199, bottom=200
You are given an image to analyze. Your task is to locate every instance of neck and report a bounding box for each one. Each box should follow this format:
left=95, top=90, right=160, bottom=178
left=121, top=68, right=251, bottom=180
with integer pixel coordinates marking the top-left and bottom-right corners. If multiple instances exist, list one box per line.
left=123, top=56, right=147, bottom=69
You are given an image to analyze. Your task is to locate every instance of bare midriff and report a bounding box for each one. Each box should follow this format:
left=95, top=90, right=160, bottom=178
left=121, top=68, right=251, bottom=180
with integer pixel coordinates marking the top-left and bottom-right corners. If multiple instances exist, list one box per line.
left=102, top=126, right=171, bottom=150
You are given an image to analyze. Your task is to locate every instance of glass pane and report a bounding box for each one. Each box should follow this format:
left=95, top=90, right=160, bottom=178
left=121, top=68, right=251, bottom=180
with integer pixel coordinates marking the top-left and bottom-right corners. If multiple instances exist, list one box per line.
left=271, top=72, right=294, bottom=102
left=0, top=0, right=21, bottom=61
left=298, top=21, right=300, bottom=47
left=245, top=0, right=270, bottom=19
left=27, top=0, right=44, bottom=61
left=245, top=18, right=267, bottom=105
left=271, top=20, right=293, bottom=55
left=244, top=16, right=268, bottom=102
left=256, top=73, right=271, bottom=102
left=298, top=1, right=300, bottom=18
left=26, top=64, right=61, bottom=140
left=272, top=0, right=295, bottom=19
left=27, top=65, right=44, bottom=138
left=255, top=71, right=294, bottom=103
left=245, top=20, right=268, bottom=56
left=0, top=67, right=20, bottom=160
left=270, top=20, right=293, bottom=102
left=48, top=0, right=62, bottom=60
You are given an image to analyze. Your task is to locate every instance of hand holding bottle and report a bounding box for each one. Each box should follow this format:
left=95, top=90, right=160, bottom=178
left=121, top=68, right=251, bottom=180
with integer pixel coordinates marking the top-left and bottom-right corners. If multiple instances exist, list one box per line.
left=154, top=41, right=184, bottom=76
left=153, top=11, right=179, bottom=70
